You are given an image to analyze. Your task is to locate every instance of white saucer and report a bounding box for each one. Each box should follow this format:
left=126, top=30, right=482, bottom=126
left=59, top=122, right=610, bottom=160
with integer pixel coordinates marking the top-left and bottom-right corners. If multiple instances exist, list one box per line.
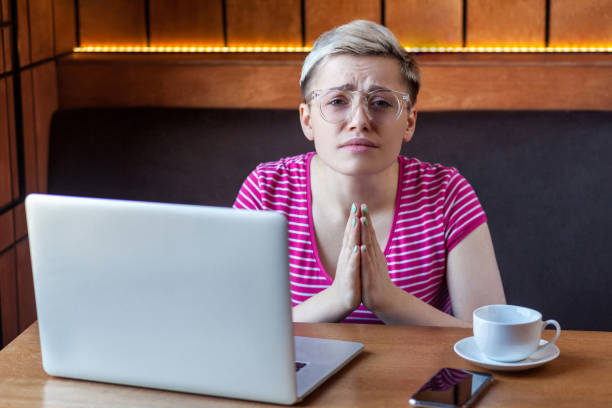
left=454, top=337, right=560, bottom=371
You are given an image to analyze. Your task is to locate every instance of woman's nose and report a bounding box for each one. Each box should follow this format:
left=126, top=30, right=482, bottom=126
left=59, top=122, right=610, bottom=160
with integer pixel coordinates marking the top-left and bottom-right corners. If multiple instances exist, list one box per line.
left=347, top=96, right=372, bottom=129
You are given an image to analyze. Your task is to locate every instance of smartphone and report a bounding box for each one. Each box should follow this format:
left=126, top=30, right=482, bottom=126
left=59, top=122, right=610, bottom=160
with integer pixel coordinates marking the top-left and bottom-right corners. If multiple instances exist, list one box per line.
left=409, top=368, right=493, bottom=408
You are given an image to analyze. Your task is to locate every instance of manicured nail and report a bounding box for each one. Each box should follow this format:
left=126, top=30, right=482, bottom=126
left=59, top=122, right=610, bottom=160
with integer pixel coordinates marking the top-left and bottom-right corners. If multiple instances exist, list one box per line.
left=361, top=216, right=368, bottom=226
left=351, top=203, right=357, bottom=214
left=362, top=204, right=369, bottom=215
left=362, top=245, right=367, bottom=252
left=353, top=245, right=358, bottom=253
left=352, top=217, right=356, bottom=228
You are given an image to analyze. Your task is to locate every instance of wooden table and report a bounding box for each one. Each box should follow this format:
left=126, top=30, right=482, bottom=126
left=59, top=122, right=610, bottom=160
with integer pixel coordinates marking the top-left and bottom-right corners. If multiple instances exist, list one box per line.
left=1, top=322, right=611, bottom=407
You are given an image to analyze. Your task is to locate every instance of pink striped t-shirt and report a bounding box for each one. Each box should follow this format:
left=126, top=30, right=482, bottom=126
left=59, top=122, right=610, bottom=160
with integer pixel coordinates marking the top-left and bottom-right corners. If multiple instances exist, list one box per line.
left=233, top=152, right=487, bottom=324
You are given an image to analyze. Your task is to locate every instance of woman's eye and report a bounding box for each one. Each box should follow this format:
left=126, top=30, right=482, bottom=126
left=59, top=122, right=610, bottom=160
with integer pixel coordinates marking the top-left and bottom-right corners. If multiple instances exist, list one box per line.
left=370, top=98, right=393, bottom=108
left=327, top=98, right=348, bottom=106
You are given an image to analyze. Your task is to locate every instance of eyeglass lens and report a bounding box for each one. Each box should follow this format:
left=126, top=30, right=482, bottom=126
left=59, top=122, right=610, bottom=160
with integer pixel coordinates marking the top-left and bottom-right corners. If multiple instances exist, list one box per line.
left=319, top=90, right=403, bottom=124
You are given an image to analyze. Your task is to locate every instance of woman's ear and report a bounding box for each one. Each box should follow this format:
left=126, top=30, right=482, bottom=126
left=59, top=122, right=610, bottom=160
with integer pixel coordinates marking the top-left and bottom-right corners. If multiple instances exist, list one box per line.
left=403, top=108, right=417, bottom=143
left=299, top=103, right=315, bottom=142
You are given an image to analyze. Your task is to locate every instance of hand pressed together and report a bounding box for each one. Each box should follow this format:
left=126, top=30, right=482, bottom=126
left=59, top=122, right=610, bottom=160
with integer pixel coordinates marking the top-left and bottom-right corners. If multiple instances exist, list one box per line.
left=329, top=203, right=362, bottom=313
left=332, top=203, right=397, bottom=316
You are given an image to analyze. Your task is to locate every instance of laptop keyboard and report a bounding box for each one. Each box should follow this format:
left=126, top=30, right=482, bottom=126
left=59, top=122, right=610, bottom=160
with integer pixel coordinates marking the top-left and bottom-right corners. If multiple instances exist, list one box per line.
left=295, top=362, right=307, bottom=372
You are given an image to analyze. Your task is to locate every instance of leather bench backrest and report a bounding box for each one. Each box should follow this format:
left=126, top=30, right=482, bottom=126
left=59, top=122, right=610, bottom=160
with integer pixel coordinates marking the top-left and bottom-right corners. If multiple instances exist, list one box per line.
left=48, top=108, right=612, bottom=331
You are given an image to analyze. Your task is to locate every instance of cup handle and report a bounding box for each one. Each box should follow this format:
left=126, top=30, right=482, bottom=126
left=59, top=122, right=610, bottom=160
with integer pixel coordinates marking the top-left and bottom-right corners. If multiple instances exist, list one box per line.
left=537, top=319, right=561, bottom=352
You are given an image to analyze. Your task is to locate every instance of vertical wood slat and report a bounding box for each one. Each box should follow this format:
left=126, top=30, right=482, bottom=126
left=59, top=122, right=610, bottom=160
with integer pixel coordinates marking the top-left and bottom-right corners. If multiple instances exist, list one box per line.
left=52, top=0, right=77, bottom=55
left=550, top=0, right=612, bottom=46
left=0, top=247, right=19, bottom=347
left=79, top=0, right=147, bottom=46
left=1, top=0, right=10, bottom=22
left=467, top=0, right=546, bottom=46
left=149, top=0, right=224, bottom=46
left=304, top=0, right=381, bottom=46
left=16, top=239, right=36, bottom=332
left=32, top=62, right=58, bottom=194
left=17, top=0, right=30, bottom=66
left=0, top=78, right=12, bottom=206
left=226, top=0, right=302, bottom=46
left=0, top=28, right=4, bottom=74
left=1, top=0, right=7, bottom=22
left=13, top=202, right=27, bottom=240
left=0, top=210, right=14, bottom=251
left=6, top=75, right=18, bottom=200
left=2, top=28, right=11, bottom=72
left=28, top=0, right=54, bottom=63
left=20, top=68, right=37, bottom=194
left=386, top=0, right=462, bottom=47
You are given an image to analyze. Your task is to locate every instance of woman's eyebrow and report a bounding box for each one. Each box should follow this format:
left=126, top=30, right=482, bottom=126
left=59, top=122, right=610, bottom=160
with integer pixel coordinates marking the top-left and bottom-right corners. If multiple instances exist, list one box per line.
left=367, top=85, right=391, bottom=92
left=327, top=84, right=391, bottom=92
left=328, top=84, right=354, bottom=91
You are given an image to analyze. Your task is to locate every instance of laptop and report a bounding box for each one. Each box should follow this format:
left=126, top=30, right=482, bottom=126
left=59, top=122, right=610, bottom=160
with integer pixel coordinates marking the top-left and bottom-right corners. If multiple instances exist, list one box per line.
left=25, top=194, right=363, bottom=405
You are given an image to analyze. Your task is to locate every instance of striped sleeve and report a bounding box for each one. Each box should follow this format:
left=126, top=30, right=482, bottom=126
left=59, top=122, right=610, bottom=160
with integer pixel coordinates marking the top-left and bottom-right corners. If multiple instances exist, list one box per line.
left=233, top=169, right=264, bottom=210
left=442, top=169, right=487, bottom=252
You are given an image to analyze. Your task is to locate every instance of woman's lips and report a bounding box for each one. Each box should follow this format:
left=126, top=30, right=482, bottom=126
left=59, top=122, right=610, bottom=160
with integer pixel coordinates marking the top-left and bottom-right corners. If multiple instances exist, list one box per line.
left=339, top=138, right=378, bottom=153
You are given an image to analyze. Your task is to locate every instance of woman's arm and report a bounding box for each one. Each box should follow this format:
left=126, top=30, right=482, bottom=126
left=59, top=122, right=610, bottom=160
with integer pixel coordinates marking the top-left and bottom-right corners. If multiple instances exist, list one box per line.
left=360, top=210, right=505, bottom=326
left=445, top=222, right=506, bottom=321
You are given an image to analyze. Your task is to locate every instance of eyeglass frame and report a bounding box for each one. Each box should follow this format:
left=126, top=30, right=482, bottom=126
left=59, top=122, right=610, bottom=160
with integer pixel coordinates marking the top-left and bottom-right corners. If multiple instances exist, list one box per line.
left=307, top=88, right=412, bottom=124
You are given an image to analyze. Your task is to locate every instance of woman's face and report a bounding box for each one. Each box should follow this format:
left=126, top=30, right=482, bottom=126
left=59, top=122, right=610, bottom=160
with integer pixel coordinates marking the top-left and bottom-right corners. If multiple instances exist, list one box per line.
left=300, top=54, right=417, bottom=177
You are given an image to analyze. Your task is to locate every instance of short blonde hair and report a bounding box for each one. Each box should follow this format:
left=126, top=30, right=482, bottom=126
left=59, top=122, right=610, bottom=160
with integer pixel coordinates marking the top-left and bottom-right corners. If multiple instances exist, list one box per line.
left=300, top=20, right=420, bottom=104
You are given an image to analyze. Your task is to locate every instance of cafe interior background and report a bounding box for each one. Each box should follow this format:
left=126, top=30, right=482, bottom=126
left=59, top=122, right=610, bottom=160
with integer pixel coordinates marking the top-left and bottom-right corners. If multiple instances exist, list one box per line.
left=0, top=0, right=610, bottom=349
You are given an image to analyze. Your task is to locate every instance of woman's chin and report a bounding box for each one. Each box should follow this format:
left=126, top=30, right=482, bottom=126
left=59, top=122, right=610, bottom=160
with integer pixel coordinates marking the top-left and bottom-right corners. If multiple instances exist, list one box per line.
left=339, top=144, right=378, bottom=153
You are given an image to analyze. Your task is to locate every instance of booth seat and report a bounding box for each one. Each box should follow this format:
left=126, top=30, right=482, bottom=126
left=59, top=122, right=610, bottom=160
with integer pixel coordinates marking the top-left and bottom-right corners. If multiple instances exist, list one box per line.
left=48, top=109, right=612, bottom=331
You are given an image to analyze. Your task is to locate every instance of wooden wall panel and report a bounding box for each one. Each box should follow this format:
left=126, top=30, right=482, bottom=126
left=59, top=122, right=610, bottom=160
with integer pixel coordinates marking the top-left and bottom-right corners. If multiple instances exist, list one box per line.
left=0, top=248, right=18, bottom=347
left=0, top=78, right=12, bottom=206
left=2, top=28, right=11, bottom=72
left=16, top=239, right=35, bottom=332
left=32, top=62, right=58, bottom=194
left=386, top=0, right=462, bottom=47
left=20, top=69, right=37, bottom=194
left=0, top=29, right=4, bottom=74
left=149, top=0, right=224, bottom=46
left=58, top=56, right=303, bottom=109
left=17, top=0, right=30, bottom=66
left=53, top=0, right=77, bottom=55
left=226, top=0, right=302, bottom=46
left=0, top=211, right=13, bottom=251
left=57, top=55, right=612, bottom=111
left=1, top=0, right=9, bottom=22
left=79, top=0, right=146, bottom=46
left=467, top=0, right=546, bottom=46
left=28, top=0, right=54, bottom=63
left=13, top=202, right=26, bottom=240
left=5, top=76, right=18, bottom=200
left=304, top=0, right=380, bottom=46
left=417, top=62, right=612, bottom=110
left=550, top=0, right=612, bottom=46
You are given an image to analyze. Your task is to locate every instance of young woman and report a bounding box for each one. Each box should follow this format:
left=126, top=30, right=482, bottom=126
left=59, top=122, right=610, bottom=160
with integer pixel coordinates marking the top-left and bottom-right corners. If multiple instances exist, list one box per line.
left=234, top=20, right=506, bottom=326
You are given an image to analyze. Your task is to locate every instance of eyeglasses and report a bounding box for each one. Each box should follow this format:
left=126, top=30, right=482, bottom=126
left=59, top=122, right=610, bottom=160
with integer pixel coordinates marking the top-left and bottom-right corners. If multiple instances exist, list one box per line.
left=308, top=88, right=411, bottom=124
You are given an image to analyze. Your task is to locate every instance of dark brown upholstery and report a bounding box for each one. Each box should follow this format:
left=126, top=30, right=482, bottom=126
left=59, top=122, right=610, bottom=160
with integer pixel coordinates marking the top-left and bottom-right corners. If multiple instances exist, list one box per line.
left=48, top=108, right=612, bottom=331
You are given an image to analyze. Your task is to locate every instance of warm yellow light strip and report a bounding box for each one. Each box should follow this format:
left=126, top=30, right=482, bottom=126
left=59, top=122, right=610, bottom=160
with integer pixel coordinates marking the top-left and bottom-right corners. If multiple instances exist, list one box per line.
left=408, top=46, right=612, bottom=53
left=74, top=45, right=612, bottom=53
left=74, top=45, right=313, bottom=53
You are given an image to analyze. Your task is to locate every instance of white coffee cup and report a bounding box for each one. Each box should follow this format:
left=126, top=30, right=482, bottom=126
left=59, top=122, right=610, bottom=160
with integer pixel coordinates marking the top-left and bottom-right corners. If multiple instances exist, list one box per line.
left=473, top=304, right=561, bottom=362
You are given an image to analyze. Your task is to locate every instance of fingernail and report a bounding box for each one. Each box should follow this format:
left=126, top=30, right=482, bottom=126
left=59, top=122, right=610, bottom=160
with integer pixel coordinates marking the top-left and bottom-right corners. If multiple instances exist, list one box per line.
left=353, top=245, right=358, bottom=253
left=352, top=217, right=356, bottom=228
left=362, top=245, right=367, bottom=252
left=361, top=216, right=368, bottom=226
left=362, top=205, right=369, bottom=215
left=351, top=203, right=357, bottom=214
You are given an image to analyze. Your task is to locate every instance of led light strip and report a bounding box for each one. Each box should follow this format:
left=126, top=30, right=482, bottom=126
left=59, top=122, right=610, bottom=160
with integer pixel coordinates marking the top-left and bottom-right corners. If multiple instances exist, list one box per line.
left=74, top=45, right=612, bottom=53
left=74, top=45, right=313, bottom=53
left=411, top=46, right=612, bottom=53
